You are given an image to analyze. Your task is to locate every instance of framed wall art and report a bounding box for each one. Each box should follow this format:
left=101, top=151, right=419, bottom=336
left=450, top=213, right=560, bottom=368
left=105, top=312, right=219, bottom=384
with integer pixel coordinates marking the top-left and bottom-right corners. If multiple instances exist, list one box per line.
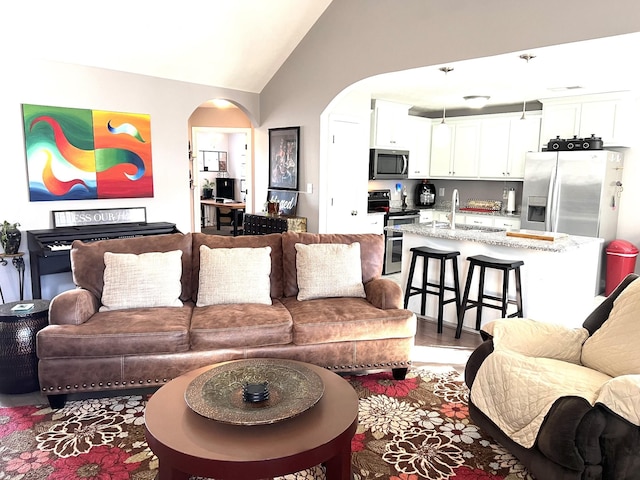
left=266, top=189, right=298, bottom=216
left=22, top=104, right=154, bottom=201
left=269, top=126, right=299, bottom=191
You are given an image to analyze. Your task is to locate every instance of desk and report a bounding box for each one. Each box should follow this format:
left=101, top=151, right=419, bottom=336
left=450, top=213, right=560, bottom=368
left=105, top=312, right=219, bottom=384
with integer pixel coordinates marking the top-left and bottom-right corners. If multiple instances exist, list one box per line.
left=0, top=252, right=25, bottom=303
left=200, top=200, right=246, bottom=236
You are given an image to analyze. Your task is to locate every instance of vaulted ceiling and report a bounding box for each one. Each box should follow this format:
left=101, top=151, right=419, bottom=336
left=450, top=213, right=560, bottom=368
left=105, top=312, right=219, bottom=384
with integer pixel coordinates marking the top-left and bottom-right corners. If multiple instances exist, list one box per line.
left=7, top=0, right=332, bottom=93
left=7, top=2, right=639, bottom=113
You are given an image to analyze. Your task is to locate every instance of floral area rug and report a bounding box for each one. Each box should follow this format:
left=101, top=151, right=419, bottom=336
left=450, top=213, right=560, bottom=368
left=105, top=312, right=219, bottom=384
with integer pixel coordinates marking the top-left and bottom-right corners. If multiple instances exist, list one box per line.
left=0, top=367, right=533, bottom=480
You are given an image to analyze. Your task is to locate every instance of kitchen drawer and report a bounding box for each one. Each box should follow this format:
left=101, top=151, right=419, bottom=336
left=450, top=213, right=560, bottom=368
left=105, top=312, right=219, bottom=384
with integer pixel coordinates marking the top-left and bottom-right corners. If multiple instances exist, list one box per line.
left=419, top=210, right=434, bottom=223
left=494, top=217, right=521, bottom=231
left=364, top=213, right=385, bottom=235
left=464, top=214, right=494, bottom=227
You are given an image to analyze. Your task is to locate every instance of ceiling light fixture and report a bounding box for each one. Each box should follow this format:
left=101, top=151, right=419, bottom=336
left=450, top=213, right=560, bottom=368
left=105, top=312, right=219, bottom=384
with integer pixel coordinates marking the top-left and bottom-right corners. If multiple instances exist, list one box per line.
left=438, top=66, right=454, bottom=124
left=519, top=53, right=535, bottom=120
left=463, top=95, right=490, bottom=109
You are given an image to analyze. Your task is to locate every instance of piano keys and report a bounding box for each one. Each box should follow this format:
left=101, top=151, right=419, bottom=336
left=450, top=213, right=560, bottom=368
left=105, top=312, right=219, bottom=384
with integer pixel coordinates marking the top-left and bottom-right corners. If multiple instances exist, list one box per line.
left=27, top=222, right=179, bottom=298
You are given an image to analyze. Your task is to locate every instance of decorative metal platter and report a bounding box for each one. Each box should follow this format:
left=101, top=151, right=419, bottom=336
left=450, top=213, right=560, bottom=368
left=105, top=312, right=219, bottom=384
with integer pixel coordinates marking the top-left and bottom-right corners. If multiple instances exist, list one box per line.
left=184, top=359, right=325, bottom=425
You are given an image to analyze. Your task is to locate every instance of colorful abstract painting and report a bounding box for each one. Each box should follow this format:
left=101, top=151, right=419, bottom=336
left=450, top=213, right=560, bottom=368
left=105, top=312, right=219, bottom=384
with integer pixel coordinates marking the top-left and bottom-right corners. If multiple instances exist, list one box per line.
left=22, top=104, right=154, bottom=201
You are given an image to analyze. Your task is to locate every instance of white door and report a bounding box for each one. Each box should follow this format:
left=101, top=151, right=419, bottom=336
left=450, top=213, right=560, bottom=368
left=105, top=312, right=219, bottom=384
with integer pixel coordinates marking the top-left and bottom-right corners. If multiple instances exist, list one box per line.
left=326, top=116, right=369, bottom=233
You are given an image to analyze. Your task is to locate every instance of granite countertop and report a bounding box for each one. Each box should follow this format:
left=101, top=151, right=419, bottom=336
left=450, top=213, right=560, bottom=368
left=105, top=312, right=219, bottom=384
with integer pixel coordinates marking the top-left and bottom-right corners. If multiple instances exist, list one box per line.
left=388, top=223, right=603, bottom=253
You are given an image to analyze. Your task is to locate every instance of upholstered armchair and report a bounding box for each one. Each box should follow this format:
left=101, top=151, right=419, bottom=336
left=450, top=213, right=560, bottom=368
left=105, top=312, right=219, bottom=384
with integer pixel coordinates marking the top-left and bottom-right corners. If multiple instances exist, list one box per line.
left=465, top=274, right=640, bottom=480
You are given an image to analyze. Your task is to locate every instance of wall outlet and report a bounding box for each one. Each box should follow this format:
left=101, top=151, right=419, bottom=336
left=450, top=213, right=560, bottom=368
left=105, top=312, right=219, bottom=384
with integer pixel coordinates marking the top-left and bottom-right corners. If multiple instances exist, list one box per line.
left=439, top=187, right=445, bottom=196
left=306, top=183, right=313, bottom=194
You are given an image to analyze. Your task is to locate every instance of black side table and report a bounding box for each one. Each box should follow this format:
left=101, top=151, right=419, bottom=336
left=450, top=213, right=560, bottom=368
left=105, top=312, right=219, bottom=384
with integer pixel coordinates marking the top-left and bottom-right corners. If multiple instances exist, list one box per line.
left=0, top=299, right=50, bottom=394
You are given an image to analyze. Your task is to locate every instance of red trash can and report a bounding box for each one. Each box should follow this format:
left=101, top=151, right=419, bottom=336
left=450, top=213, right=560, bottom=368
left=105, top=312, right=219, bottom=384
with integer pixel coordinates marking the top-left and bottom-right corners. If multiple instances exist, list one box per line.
left=605, top=240, right=639, bottom=296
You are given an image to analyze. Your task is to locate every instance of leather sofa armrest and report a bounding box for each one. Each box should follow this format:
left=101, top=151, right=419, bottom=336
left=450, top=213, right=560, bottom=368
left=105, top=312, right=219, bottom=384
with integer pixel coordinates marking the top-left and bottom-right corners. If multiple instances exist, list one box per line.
left=536, top=396, right=606, bottom=471
left=364, top=278, right=403, bottom=310
left=49, top=289, right=99, bottom=325
left=464, top=339, right=494, bottom=389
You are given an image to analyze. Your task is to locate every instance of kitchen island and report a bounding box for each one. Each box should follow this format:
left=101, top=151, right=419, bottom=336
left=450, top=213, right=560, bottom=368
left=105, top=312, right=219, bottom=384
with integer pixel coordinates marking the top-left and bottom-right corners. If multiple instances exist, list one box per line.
left=392, top=223, right=604, bottom=332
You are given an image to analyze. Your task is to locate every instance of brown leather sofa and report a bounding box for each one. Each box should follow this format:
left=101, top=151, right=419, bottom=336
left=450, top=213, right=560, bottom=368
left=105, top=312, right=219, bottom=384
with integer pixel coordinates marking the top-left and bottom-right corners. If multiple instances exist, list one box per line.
left=37, top=231, right=416, bottom=407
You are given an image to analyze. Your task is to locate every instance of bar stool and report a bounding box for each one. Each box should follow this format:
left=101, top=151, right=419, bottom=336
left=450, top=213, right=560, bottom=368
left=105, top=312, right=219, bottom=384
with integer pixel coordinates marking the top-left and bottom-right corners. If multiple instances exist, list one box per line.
left=404, top=246, right=461, bottom=334
left=455, top=255, right=524, bottom=339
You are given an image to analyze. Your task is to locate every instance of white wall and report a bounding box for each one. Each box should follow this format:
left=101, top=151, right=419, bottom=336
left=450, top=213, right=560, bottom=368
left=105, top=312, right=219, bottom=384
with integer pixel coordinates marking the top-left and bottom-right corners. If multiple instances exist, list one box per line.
left=260, top=0, right=640, bottom=263
left=0, top=59, right=259, bottom=301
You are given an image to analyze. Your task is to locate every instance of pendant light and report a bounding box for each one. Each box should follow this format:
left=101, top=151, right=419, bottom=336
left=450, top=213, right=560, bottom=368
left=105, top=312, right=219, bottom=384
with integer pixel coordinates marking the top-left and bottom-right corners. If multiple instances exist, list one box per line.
left=519, top=54, right=535, bottom=120
left=438, top=66, right=454, bottom=124
left=433, top=67, right=454, bottom=147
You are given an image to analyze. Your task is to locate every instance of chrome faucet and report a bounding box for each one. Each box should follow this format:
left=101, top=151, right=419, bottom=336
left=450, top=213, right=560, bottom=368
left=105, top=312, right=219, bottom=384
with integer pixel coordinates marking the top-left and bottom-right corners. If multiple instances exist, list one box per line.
left=450, top=188, right=459, bottom=230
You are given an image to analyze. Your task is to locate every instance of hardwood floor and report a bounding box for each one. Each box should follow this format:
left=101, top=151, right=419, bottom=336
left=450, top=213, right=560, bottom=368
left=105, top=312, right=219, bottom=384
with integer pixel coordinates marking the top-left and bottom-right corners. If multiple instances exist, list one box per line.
left=411, top=316, right=483, bottom=374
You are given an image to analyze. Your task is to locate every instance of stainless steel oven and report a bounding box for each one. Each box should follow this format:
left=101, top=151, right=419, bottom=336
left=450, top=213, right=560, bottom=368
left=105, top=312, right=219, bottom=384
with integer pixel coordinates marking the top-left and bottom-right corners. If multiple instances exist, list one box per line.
left=384, top=213, right=420, bottom=274
left=368, top=189, right=420, bottom=275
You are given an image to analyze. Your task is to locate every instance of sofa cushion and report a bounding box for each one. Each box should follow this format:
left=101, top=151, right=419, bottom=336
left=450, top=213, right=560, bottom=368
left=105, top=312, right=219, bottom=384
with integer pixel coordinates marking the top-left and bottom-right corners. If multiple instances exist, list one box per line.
left=100, top=250, right=183, bottom=311
left=281, top=296, right=416, bottom=345
left=197, top=245, right=272, bottom=306
left=71, top=233, right=193, bottom=301
left=192, top=233, right=284, bottom=301
left=190, top=299, right=293, bottom=350
left=36, top=306, right=192, bottom=358
left=294, top=242, right=366, bottom=301
left=582, top=277, right=640, bottom=377
left=282, top=232, right=384, bottom=298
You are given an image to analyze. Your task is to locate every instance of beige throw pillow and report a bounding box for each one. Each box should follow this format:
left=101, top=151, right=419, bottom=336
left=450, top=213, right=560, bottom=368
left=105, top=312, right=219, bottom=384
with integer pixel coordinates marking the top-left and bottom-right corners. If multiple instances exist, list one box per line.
left=197, top=246, right=272, bottom=306
left=295, top=242, right=366, bottom=301
left=100, top=250, right=183, bottom=311
left=581, top=278, right=640, bottom=377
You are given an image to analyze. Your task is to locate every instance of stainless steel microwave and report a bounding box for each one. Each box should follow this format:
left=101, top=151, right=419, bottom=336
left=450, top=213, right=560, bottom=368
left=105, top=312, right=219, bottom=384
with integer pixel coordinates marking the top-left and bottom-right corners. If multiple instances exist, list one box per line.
left=369, top=148, right=409, bottom=180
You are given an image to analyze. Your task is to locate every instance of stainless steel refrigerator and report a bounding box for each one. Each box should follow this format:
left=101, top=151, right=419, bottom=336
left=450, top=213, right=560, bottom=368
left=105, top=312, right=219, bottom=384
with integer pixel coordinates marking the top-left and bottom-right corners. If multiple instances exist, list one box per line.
left=520, top=150, right=624, bottom=292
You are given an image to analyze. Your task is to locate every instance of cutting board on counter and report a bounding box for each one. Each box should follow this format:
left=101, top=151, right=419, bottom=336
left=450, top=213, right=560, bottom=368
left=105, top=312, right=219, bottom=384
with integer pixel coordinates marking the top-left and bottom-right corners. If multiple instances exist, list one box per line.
left=506, top=229, right=569, bottom=241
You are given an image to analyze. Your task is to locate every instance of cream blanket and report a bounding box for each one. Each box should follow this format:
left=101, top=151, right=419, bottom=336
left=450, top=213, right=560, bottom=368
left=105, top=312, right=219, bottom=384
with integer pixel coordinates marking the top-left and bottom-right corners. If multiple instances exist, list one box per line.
left=471, top=317, right=640, bottom=448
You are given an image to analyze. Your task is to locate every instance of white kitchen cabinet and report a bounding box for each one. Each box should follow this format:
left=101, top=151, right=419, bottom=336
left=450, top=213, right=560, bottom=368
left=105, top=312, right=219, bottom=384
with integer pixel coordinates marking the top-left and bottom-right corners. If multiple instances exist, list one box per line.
left=478, top=114, right=541, bottom=179
left=407, top=115, right=432, bottom=178
left=478, top=118, right=511, bottom=178
left=419, top=209, right=434, bottom=223
left=430, top=119, right=479, bottom=178
left=507, top=115, right=541, bottom=178
left=364, top=213, right=386, bottom=234
left=539, top=103, right=580, bottom=147
left=464, top=214, right=494, bottom=227
left=540, top=93, right=631, bottom=148
left=494, top=216, right=521, bottom=231
left=370, top=99, right=410, bottom=149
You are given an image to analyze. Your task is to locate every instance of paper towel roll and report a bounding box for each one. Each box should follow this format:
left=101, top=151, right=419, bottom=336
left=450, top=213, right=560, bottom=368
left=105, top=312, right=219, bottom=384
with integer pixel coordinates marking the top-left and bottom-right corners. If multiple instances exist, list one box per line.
left=507, top=189, right=516, bottom=213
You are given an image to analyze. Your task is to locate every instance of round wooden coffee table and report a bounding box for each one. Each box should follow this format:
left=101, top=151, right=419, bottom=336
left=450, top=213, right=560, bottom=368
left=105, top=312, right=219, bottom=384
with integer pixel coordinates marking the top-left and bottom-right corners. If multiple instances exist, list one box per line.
left=144, top=359, right=358, bottom=480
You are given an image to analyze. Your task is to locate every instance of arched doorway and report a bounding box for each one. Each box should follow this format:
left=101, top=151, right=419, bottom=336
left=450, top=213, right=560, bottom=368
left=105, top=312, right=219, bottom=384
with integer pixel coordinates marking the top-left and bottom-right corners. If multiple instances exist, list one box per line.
left=188, top=99, right=254, bottom=233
